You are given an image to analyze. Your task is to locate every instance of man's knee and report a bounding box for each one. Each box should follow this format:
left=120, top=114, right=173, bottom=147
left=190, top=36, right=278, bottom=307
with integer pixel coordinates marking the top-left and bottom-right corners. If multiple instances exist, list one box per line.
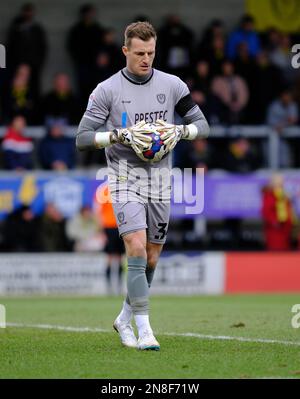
left=123, top=231, right=147, bottom=258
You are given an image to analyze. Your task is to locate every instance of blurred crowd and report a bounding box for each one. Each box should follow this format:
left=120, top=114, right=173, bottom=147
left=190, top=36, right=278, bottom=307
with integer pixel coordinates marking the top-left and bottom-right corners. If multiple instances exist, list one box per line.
left=1, top=3, right=300, bottom=252
left=1, top=3, right=300, bottom=170
left=0, top=182, right=117, bottom=251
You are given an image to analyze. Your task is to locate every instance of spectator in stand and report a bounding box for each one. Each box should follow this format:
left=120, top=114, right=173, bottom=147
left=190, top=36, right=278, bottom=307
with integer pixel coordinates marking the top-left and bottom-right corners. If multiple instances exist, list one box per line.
left=92, top=53, right=113, bottom=89
left=261, top=27, right=281, bottom=52
left=191, top=60, right=211, bottom=91
left=157, top=14, right=194, bottom=80
left=174, top=61, right=213, bottom=169
left=2, top=64, right=36, bottom=124
left=234, top=42, right=256, bottom=88
left=221, top=136, right=259, bottom=172
left=201, top=34, right=226, bottom=77
left=233, top=42, right=257, bottom=123
left=66, top=206, right=104, bottom=252
left=266, top=89, right=298, bottom=168
left=92, top=28, right=123, bottom=87
left=197, top=19, right=226, bottom=56
left=6, top=3, right=47, bottom=98
left=186, top=138, right=214, bottom=172
left=1, top=115, right=33, bottom=170
left=67, top=4, right=104, bottom=105
left=197, top=19, right=226, bottom=76
left=250, top=51, right=283, bottom=124
left=262, top=174, right=295, bottom=250
left=190, top=60, right=212, bottom=119
left=211, top=60, right=249, bottom=124
left=269, top=33, right=297, bottom=86
left=38, top=118, right=76, bottom=170
left=40, top=203, right=71, bottom=252
left=226, top=14, right=260, bottom=60
left=40, top=73, right=80, bottom=124
left=2, top=205, right=41, bottom=252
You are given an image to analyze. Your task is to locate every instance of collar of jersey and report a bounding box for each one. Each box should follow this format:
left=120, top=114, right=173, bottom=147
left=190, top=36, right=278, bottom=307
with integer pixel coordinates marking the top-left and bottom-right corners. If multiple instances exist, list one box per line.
left=121, top=68, right=154, bottom=85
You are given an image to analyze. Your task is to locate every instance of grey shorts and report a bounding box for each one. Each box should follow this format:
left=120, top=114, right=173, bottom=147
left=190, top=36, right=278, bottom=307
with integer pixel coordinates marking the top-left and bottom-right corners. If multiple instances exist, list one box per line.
left=106, top=155, right=171, bottom=244
left=112, top=201, right=170, bottom=244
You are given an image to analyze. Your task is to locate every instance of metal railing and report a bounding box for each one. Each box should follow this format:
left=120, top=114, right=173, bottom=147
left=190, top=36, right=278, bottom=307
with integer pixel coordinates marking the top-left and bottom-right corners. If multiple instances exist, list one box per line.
left=1, top=124, right=300, bottom=169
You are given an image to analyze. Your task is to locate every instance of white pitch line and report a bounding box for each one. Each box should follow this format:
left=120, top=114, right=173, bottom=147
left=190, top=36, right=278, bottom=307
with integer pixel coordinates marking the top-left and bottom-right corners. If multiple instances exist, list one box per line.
left=7, top=323, right=110, bottom=333
left=163, top=332, right=300, bottom=347
left=7, top=322, right=300, bottom=347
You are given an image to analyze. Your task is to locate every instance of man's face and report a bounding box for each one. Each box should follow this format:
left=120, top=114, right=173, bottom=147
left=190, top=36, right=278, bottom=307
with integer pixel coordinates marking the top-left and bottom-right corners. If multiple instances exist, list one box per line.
left=223, top=62, right=233, bottom=76
left=12, top=116, right=26, bottom=131
left=281, top=92, right=291, bottom=105
left=243, top=21, right=254, bottom=32
left=54, top=74, right=70, bottom=93
left=122, top=37, right=156, bottom=76
left=50, top=125, right=64, bottom=138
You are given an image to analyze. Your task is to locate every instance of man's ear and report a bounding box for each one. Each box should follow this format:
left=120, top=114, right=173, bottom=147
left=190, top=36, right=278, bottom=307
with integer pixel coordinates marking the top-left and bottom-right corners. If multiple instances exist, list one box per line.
left=122, top=46, right=128, bottom=57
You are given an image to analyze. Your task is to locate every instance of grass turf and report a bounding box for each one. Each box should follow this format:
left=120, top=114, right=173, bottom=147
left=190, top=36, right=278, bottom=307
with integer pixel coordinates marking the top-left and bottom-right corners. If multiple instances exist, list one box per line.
left=0, top=295, right=300, bottom=378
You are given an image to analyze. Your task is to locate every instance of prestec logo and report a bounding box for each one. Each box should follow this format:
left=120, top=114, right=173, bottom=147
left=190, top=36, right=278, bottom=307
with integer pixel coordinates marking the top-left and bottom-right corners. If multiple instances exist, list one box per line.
left=0, top=44, right=6, bottom=68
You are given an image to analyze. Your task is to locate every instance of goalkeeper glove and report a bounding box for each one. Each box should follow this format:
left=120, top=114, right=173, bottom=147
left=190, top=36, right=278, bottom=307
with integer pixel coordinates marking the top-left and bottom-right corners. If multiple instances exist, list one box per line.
left=94, top=120, right=153, bottom=153
left=155, top=119, right=198, bottom=152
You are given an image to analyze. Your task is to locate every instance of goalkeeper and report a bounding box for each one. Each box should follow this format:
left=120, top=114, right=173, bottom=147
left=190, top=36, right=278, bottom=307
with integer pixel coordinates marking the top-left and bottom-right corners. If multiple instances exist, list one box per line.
left=76, top=21, right=209, bottom=350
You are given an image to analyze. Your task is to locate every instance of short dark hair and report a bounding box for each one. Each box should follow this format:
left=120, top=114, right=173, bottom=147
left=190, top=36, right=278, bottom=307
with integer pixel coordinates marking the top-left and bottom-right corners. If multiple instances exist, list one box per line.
left=80, top=3, right=95, bottom=16
left=124, top=21, right=157, bottom=48
left=241, top=14, right=254, bottom=25
left=21, top=3, right=35, bottom=13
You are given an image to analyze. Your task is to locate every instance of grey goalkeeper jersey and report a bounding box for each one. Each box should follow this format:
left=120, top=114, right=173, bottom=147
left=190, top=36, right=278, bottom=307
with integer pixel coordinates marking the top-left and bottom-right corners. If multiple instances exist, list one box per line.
left=82, top=68, right=207, bottom=169
left=79, top=68, right=209, bottom=201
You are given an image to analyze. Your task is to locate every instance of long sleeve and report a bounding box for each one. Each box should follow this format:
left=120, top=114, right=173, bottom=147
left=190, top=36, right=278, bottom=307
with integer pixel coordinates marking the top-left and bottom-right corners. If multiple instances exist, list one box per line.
left=76, top=116, right=105, bottom=151
left=76, top=83, right=110, bottom=151
left=182, top=106, right=210, bottom=139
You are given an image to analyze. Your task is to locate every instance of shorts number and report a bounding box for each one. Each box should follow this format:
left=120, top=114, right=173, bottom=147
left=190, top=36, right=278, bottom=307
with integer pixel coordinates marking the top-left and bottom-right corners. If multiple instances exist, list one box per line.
left=155, top=222, right=168, bottom=240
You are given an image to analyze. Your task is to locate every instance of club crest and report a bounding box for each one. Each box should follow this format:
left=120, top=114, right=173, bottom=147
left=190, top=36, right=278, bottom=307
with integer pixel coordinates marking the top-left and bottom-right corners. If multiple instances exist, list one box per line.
left=117, top=212, right=125, bottom=223
left=157, top=93, right=166, bottom=104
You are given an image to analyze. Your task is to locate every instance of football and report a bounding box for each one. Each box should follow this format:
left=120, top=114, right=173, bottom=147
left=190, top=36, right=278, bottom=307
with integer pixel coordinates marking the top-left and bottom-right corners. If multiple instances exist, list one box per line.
left=139, top=129, right=167, bottom=163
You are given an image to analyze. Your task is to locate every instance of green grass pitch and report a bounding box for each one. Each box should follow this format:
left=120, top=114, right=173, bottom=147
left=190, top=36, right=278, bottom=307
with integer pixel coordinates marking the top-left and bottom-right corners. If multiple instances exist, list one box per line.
left=0, top=295, right=300, bottom=379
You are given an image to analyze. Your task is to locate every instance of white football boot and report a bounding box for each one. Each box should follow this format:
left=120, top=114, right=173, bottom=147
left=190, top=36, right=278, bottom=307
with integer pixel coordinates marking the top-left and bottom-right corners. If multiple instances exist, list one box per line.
left=113, top=317, right=138, bottom=348
left=137, top=330, right=160, bottom=351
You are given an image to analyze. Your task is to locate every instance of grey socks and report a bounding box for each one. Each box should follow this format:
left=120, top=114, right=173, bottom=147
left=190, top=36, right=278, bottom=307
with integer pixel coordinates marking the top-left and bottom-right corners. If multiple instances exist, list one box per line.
left=126, top=264, right=156, bottom=306
left=126, top=257, right=149, bottom=315
left=146, top=266, right=155, bottom=288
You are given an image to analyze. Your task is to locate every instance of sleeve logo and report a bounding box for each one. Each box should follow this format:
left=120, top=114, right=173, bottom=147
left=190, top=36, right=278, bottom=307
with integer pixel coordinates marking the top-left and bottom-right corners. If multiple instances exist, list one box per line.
left=87, top=94, right=94, bottom=110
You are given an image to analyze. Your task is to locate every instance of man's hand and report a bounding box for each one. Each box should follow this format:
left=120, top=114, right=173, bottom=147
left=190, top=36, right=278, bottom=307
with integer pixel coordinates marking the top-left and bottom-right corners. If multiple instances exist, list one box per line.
left=94, top=121, right=154, bottom=150
left=154, top=119, right=186, bottom=152
left=113, top=120, right=153, bottom=154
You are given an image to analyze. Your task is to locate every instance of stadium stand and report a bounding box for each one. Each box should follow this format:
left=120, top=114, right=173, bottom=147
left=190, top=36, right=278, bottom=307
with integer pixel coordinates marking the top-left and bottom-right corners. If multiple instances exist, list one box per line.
left=1, top=4, right=300, bottom=252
